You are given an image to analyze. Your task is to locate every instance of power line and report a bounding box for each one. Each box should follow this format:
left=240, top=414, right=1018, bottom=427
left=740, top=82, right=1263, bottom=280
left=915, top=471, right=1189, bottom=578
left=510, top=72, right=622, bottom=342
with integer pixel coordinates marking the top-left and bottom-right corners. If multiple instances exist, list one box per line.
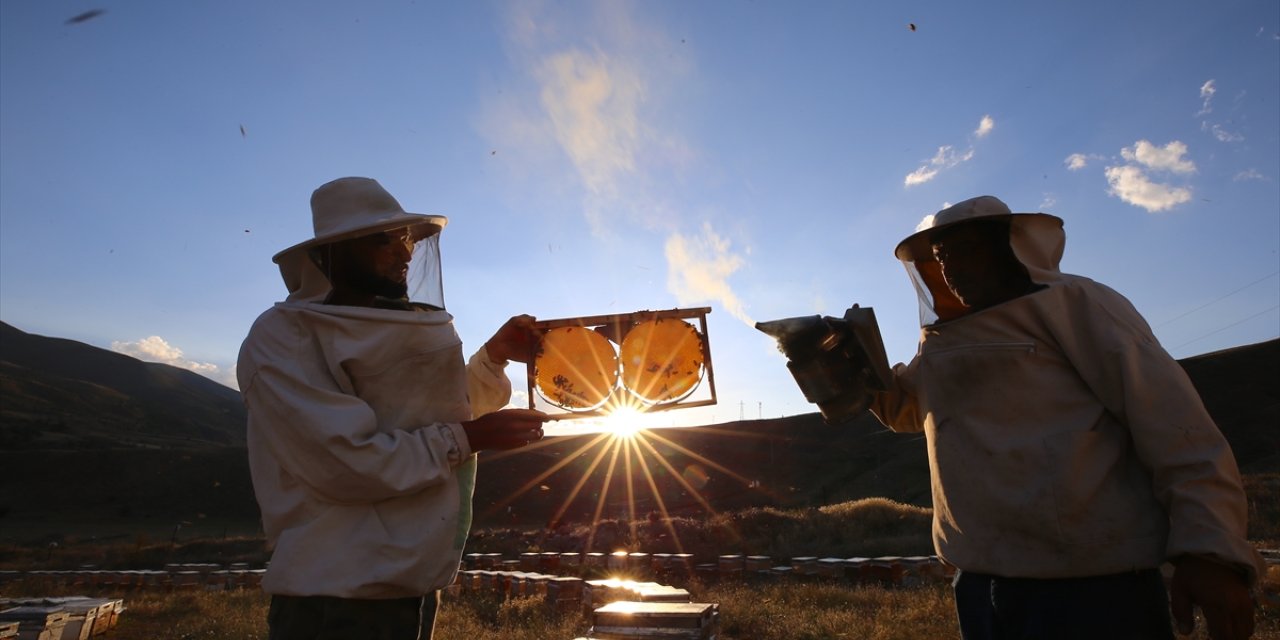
left=1156, top=271, right=1280, bottom=328
left=1169, top=304, right=1280, bottom=352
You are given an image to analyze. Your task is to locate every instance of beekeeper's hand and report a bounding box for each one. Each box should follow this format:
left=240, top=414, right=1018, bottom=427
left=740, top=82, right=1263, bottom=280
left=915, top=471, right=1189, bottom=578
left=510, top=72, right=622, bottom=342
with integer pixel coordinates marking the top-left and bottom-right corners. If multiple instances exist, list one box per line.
left=1170, top=555, right=1254, bottom=640
left=484, top=314, right=539, bottom=365
left=461, top=408, right=550, bottom=452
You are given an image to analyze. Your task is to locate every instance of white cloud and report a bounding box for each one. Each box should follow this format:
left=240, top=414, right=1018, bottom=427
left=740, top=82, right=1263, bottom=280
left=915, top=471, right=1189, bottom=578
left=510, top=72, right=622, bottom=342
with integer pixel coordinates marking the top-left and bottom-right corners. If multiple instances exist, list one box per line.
left=1196, top=81, right=1247, bottom=144
left=904, top=166, right=939, bottom=187
left=974, top=115, right=995, bottom=138
left=913, top=213, right=936, bottom=232
left=665, top=222, right=751, bottom=326
left=480, top=3, right=696, bottom=237
left=505, top=390, right=531, bottom=410
left=1120, top=140, right=1196, bottom=174
left=1234, top=168, right=1268, bottom=182
left=1065, top=153, right=1089, bottom=171
left=1207, top=123, right=1243, bottom=143
left=538, top=50, right=642, bottom=203
left=903, top=145, right=976, bottom=187
left=1104, top=165, right=1192, bottom=212
left=1197, top=79, right=1215, bottom=116
left=111, top=336, right=239, bottom=389
left=903, top=118, right=987, bottom=187
left=1039, top=194, right=1057, bottom=210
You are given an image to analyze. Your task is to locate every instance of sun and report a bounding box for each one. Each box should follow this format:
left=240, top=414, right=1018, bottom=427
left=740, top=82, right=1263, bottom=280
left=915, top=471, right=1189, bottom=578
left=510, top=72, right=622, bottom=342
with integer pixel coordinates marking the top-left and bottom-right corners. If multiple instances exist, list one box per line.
left=601, top=405, right=645, bottom=439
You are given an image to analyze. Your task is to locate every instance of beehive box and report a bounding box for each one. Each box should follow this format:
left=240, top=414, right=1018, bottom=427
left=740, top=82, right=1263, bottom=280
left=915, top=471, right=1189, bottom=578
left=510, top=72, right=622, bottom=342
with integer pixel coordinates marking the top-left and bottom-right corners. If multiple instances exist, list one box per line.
left=608, top=552, right=628, bottom=571
left=0, top=605, right=70, bottom=640
left=744, top=556, right=771, bottom=573
left=40, top=598, right=106, bottom=640
left=715, top=555, right=743, bottom=575
left=560, top=553, right=582, bottom=570
left=866, top=557, right=904, bottom=585
left=105, top=599, right=124, bottom=632
left=590, top=601, right=719, bottom=640
left=546, top=577, right=586, bottom=613
left=636, top=586, right=690, bottom=603
left=789, top=557, right=817, bottom=575
left=519, top=552, right=540, bottom=571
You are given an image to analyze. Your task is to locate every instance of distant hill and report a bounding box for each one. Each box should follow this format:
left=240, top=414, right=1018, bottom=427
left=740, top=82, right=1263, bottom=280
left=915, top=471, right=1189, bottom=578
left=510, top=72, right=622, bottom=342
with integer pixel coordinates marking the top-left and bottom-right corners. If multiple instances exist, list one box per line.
left=0, top=321, right=246, bottom=450
left=471, top=338, right=1278, bottom=526
left=0, top=321, right=1274, bottom=537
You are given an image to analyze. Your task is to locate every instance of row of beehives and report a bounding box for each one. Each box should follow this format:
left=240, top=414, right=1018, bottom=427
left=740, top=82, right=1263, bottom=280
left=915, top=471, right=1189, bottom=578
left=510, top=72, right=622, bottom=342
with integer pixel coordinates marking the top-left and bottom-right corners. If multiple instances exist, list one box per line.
left=455, top=571, right=695, bottom=610
left=455, top=571, right=720, bottom=640
left=0, top=567, right=266, bottom=591
left=462, top=551, right=955, bottom=587
left=0, top=596, right=123, bottom=640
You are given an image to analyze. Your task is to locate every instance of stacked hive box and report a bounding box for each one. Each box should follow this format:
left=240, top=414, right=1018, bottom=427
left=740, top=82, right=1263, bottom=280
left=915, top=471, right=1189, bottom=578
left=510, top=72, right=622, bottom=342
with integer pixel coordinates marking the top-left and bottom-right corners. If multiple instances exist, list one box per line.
left=583, top=601, right=720, bottom=640
left=0, top=605, right=70, bottom=640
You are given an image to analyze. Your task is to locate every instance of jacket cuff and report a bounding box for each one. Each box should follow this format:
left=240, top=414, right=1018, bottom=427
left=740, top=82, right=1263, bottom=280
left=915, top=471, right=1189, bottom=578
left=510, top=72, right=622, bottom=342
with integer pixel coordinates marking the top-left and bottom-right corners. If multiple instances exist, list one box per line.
left=467, top=347, right=512, bottom=396
left=478, top=344, right=508, bottom=369
left=441, top=422, right=473, bottom=464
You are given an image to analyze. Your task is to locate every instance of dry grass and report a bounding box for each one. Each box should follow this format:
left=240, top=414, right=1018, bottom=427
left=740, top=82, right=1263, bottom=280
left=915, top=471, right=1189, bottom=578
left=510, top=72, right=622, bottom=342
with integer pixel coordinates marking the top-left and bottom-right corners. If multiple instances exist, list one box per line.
left=2, top=497, right=1278, bottom=639
left=3, top=568, right=1279, bottom=639
left=704, top=581, right=957, bottom=640
left=434, top=592, right=588, bottom=640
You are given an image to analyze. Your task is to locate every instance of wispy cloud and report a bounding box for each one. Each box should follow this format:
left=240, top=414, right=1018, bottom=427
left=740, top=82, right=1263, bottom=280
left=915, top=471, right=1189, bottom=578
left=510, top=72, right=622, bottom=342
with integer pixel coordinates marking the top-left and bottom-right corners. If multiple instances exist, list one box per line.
left=1203, top=121, right=1243, bottom=143
left=903, top=116, right=989, bottom=187
left=1064, top=153, right=1095, bottom=171
left=665, top=223, right=751, bottom=325
left=975, top=115, right=995, bottom=138
left=111, top=336, right=238, bottom=389
left=1104, top=141, right=1196, bottom=213
left=1234, top=168, right=1268, bottom=182
left=1196, top=79, right=1247, bottom=144
left=482, top=3, right=694, bottom=236
left=1196, top=79, right=1215, bottom=116
left=537, top=50, right=642, bottom=218
left=485, top=4, right=752, bottom=325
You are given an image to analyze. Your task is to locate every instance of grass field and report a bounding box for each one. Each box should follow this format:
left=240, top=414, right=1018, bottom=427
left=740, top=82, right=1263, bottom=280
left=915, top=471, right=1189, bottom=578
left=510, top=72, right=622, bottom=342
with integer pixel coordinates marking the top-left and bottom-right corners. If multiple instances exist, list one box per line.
left=3, top=574, right=1277, bottom=639
left=2, top=497, right=1278, bottom=639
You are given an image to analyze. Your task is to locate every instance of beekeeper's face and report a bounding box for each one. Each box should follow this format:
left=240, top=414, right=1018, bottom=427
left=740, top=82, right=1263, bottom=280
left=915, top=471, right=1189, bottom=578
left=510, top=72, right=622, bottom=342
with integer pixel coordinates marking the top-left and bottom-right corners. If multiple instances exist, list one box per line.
left=929, top=220, right=1019, bottom=311
left=327, top=228, right=415, bottom=299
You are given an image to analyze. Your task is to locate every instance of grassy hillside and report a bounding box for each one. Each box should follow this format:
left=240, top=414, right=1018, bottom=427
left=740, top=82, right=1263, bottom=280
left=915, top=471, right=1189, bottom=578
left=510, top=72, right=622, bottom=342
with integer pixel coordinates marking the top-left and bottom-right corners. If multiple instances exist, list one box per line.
left=0, top=322, right=245, bottom=449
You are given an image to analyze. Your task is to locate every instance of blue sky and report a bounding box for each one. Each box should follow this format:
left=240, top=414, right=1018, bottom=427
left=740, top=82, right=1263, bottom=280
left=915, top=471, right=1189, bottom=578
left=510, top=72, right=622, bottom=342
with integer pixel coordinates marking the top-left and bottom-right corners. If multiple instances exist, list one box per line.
left=2, top=1, right=1277, bottom=431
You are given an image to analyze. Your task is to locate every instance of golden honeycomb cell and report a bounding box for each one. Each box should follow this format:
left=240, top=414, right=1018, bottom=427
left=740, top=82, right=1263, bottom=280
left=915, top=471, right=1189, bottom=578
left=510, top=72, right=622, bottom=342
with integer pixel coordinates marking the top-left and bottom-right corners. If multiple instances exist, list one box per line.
left=534, top=326, right=620, bottom=411
left=619, top=319, right=705, bottom=404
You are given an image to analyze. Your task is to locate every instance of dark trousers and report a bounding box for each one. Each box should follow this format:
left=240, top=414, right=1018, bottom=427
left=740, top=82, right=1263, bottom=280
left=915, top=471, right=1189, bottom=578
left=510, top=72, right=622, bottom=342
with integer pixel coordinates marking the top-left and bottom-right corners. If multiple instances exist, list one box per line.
left=268, top=591, right=440, bottom=640
left=954, top=569, right=1175, bottom=640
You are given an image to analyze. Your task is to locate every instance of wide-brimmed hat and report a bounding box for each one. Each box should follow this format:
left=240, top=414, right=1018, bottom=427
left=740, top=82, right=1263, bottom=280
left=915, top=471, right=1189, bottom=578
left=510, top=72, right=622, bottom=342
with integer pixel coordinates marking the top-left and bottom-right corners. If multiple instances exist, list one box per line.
left=272, top=177, right=448, bottom=264
left=894, top=195, right=1061, bottom=262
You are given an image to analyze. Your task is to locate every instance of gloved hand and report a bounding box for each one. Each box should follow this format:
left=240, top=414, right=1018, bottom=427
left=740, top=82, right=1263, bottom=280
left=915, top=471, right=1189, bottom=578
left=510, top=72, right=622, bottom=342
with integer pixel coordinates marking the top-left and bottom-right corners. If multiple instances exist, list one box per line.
left=461, top=408, right=551, bottom=452
left=484, top=314, right=540, bottom=365
left=1170, top=555, right=1255, bottom=640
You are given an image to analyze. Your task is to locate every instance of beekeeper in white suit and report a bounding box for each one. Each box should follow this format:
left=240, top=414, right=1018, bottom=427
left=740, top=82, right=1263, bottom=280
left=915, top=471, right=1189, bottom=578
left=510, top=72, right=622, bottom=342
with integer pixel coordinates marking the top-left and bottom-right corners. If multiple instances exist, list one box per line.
left=870, top=196, right=1262, bottom=640
left=238, top=176, right=549, bottom=640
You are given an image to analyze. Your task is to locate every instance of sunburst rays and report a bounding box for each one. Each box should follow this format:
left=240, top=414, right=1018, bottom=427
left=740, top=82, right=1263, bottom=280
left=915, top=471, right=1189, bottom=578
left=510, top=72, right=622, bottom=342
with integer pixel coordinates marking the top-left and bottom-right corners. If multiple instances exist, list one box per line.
left=479, top=410, right=775, bottom=554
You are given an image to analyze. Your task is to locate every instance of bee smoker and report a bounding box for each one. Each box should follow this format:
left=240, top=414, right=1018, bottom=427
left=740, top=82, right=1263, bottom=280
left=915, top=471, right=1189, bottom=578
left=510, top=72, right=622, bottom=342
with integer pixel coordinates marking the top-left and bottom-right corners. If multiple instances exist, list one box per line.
left=755, top=305, right=892, bottom=425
